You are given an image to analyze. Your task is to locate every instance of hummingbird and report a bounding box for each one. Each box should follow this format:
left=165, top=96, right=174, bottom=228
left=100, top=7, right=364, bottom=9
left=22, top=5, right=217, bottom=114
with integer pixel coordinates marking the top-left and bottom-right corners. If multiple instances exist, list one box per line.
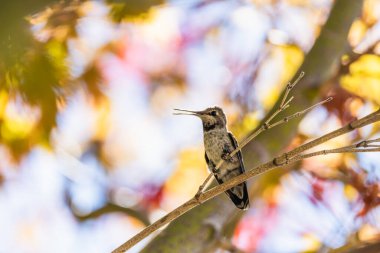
left=174, top=106, right=249, bottom=210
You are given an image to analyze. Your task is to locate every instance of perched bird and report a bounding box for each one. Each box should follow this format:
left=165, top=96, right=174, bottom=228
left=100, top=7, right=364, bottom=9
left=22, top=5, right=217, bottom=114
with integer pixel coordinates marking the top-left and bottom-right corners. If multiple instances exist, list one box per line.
left=174, top=106, right=249, bottom=210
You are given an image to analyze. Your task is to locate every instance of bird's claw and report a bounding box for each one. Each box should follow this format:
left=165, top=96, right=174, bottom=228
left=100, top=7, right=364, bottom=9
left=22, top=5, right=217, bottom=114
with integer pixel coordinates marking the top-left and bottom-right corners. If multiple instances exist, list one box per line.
left=222, top=153, right=232, bottom=162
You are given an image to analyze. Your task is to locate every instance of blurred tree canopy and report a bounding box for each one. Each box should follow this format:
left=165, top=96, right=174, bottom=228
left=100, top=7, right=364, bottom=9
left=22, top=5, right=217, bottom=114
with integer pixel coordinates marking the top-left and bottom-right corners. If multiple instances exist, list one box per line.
left=140, top=0, right=378, bottom=252
left=0, top=0, right=164, bottom=160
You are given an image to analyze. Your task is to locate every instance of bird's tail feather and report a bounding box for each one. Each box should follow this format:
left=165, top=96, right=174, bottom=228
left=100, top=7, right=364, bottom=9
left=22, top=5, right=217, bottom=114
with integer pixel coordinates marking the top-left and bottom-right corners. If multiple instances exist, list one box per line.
left=225, top=182, right=249, bottom=210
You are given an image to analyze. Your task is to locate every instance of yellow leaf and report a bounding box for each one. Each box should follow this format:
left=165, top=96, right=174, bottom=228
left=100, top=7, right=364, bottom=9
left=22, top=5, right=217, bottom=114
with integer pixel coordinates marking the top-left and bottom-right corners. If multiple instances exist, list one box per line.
left=344, top=184, right=359, bottom=202
left=301, top=233, right=321, bottom=252
left=348, top=19, right=368, bottom=47
left=359, top=224, right=380, bottom=242
left=0, top=90, right=8, bottom=120
left=341, top=54, right=380, bottom=104
left=264, top=45, right=304, bottom=109
left=349, top=54, right=380, bottom=75
left=163, top=147, right=207, bottom=207
left=230, top=111, right=260, bottom=141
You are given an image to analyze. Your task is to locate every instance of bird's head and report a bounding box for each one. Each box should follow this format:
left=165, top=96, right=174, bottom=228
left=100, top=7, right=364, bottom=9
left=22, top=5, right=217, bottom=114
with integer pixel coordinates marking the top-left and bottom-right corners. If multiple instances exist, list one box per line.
left=174, top=106, right=227, bottom=131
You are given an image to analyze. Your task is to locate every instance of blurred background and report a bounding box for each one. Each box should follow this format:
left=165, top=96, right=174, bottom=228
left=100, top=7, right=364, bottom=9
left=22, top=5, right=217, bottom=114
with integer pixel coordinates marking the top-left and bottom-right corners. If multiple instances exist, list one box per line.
left=0, top=0, right=380, bottom=252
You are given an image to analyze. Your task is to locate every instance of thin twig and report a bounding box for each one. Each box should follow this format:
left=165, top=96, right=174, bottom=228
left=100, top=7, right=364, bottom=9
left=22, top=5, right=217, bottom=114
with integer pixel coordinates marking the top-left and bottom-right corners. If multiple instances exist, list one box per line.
left=229, top=72, right=306, bottom=158
left=263, top=97, right=333, bottom=130
left=195, top=173, right=214, bottom=200
left=112, top=109, right=380, bottom=253
left=280, top=71, right=304, bottom=108
left=290, top=145, right=380, bottom=163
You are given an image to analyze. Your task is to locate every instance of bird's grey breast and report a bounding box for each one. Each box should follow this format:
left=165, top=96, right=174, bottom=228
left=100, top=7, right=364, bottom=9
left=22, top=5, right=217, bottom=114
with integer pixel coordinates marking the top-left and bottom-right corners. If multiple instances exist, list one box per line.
left=204, top=129, right=237, bottom=170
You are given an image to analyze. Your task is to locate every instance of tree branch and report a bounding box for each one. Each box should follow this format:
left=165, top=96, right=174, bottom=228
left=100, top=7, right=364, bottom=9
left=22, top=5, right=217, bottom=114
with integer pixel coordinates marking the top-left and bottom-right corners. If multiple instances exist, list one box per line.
left=73, top=202, right=150, bottom=226
left=112, top=108, right=380, bottom=253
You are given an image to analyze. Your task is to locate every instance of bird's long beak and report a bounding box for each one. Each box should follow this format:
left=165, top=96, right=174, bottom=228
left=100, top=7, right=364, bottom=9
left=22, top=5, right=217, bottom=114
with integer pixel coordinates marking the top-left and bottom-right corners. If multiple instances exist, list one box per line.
left=173, top=108, right=204, bottom=116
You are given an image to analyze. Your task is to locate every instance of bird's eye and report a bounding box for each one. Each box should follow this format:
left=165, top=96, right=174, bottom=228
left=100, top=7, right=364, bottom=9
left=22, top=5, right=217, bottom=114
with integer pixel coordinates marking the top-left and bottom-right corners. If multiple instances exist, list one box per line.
left=210, top=110, right=217, bottom=116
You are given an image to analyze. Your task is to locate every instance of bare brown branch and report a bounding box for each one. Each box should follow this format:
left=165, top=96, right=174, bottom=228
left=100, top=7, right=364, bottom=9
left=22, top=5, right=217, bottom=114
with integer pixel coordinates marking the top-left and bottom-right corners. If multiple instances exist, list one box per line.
left=228, top=72, right=306, bottom=159
left=112, top=108, right=380, bottom=253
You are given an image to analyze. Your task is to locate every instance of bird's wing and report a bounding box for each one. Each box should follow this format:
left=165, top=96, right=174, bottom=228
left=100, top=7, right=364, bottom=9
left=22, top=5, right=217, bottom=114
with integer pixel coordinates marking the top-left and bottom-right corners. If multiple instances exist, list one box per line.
left=205, top=152, right=216, bottom=173
left=228, top=132, right=245, bottom=173
left=226, top=132, right=249, bottom=210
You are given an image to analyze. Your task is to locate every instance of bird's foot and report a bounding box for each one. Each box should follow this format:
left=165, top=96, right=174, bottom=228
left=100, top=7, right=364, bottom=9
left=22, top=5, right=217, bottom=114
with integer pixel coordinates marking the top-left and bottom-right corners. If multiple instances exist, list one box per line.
left=222, top=153, right=233, bottom=162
